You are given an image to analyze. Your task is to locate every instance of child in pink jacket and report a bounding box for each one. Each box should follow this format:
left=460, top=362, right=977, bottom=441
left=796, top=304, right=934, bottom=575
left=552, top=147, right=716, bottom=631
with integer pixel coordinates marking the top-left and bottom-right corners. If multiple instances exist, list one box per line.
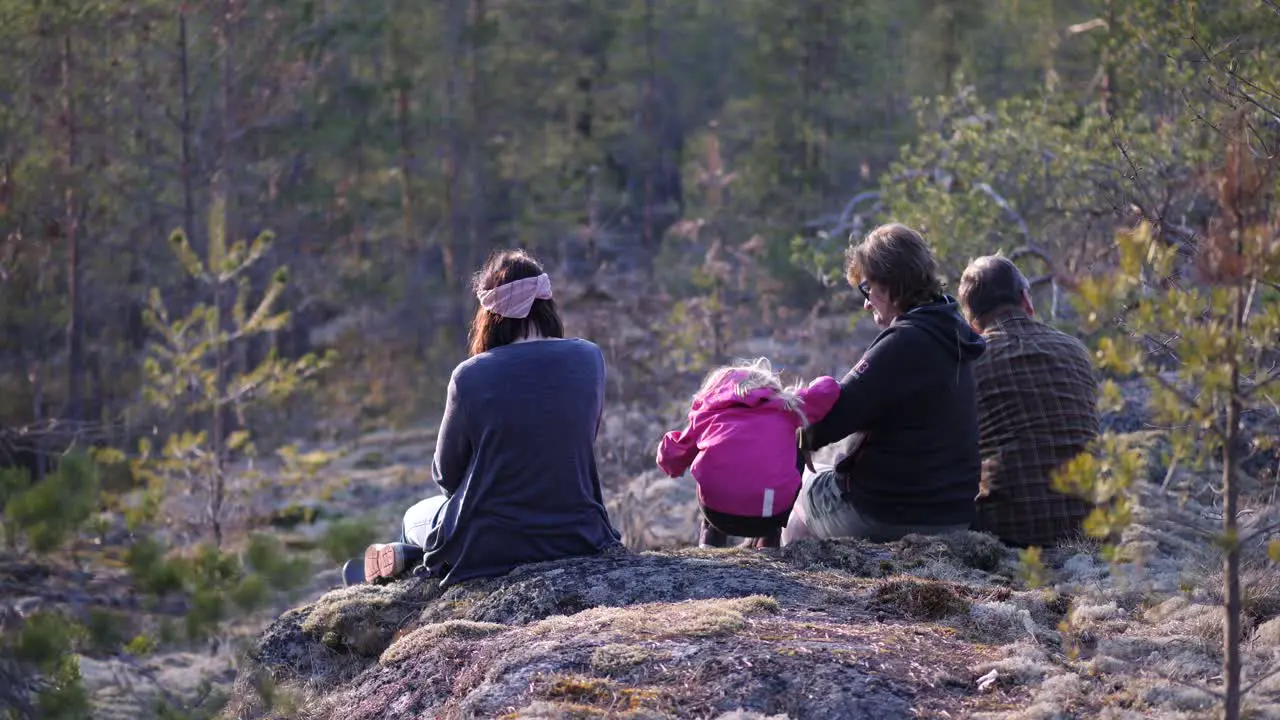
left=656, top=357, right=840, bottom=548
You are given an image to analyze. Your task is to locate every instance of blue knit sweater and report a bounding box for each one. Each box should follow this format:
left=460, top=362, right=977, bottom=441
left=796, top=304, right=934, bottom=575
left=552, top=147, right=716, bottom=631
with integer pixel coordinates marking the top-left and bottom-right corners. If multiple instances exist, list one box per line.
left=423, top=337, right=622, bottom=586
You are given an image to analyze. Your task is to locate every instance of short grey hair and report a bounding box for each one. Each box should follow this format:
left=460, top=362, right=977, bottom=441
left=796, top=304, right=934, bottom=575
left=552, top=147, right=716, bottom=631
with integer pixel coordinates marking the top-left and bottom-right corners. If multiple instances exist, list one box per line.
left=958, top=255, right=1029, bottom=324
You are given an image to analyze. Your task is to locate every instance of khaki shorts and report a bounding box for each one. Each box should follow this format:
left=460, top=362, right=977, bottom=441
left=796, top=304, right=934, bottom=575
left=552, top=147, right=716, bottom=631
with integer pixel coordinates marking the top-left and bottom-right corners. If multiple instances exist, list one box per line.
left=798, top=466, right=970, bottom=541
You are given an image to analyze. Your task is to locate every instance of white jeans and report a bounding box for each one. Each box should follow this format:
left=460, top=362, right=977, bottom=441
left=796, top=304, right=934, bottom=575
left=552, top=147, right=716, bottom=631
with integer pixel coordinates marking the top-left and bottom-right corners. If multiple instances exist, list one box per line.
left=401, top=495, right=447, bottom=547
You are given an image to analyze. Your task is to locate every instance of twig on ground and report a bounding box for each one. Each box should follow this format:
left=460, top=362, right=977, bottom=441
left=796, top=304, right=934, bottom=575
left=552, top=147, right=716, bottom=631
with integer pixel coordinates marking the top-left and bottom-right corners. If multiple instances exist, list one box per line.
left=107, top=651, right=189, bottom=713
left=1241, top=521, right=1280, bottom=546
left=1148, top=671, right=1225, bottom=701
left=1243, top=661, right=1280, bottom=696
left=1145, top=508, right=1216, bottom=540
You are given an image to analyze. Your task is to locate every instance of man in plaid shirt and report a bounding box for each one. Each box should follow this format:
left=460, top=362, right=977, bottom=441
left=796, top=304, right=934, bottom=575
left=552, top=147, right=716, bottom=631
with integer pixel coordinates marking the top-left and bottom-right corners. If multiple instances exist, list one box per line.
left=958, top=256, right=1100, bottom=547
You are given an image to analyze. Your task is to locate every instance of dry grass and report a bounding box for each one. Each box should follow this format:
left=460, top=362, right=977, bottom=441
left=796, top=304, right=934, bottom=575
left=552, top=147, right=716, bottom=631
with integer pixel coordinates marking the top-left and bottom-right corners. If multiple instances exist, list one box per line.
left=531, top=595, right=779, bottom=641
left=1253, top=616, right=1280, bottom=647
left=503, top=698, right=668, bottom=719
left=380, top=620, right=508, bottom=665
left=590, top=644, right=655, bottom=675
left=1140, top=683, right=1218, bottom=713
left=520, top=674, right=680, bottom=719
left=1143, top=596, right=1231, bottom=644
left=872, top=578, right=971, bottom=620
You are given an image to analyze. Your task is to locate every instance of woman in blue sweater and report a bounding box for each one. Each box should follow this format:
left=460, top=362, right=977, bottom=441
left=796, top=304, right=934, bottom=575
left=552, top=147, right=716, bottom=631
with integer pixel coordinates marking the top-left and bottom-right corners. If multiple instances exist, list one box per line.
left=343, top=249, right=621, bottom=587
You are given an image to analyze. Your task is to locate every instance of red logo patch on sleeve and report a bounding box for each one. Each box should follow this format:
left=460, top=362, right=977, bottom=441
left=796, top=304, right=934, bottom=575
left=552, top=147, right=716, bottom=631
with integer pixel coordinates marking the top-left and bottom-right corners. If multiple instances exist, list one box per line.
left=852, top=357, right=870, bottom=377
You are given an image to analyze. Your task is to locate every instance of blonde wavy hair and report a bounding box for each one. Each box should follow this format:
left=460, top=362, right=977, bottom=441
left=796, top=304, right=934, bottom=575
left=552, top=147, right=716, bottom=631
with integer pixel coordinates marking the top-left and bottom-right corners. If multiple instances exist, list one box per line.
left=696, top=357, right=811, bottom=427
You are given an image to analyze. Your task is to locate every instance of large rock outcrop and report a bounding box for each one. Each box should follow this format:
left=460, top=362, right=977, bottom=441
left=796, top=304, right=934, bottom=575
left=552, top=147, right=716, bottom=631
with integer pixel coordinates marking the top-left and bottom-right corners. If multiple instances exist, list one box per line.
left=223, top=423, right=1280, bottom=720
left=229, top=533, right=1050, bottom=719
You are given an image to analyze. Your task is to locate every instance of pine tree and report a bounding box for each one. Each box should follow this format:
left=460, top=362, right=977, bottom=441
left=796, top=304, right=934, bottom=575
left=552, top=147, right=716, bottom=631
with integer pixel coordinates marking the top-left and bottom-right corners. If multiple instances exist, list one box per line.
left=1057, top=117, right=1279, bottom=719
left=134, top=193, right=332, bottom=546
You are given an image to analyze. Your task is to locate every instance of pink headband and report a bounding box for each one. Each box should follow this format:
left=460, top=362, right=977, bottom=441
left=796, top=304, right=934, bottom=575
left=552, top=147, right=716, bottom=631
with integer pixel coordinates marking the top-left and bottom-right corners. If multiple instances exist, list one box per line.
left=477, top=273, right=553, bottom=319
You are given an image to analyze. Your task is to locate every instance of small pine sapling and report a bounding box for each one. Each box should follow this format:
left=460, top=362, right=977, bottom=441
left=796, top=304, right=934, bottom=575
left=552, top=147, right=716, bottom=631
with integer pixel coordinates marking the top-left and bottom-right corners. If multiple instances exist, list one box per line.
left=1057, top=118, right=1279, bottom=720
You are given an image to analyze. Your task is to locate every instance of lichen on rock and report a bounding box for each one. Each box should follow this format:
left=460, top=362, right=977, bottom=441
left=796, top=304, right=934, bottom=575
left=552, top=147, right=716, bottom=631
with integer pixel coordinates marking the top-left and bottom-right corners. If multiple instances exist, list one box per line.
left=235, top=534, right=1030, bottom=719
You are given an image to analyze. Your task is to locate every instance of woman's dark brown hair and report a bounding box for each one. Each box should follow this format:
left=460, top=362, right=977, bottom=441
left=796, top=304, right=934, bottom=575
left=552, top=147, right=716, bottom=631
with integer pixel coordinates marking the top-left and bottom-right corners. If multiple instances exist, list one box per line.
left=468, top=249, right=564, bottom=356
left=844, top=223, right=944, bottom=312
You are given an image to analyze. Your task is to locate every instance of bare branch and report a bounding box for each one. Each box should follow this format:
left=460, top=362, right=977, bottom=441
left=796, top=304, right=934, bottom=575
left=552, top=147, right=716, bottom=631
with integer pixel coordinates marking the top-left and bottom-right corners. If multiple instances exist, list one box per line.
left=1144, top=670, right=1225, bottom=701
left=1148, top=373, right=1224, bottom=436
left=1244, top=661, right=1280, bottom=696
left=1181, top=87, right=1230, bottom=140
left=1066, top=18, right=1108, bottom=34
left=1257, top=367, right=1280, bottom=390
left=836, top=191, right=881, bottom=228
left=1140, top=332, right=1185, bottom=365
left=1109, top=122, right=1161, bottom=227
left=1142, top=505, right=1217, bottom=540
left=1241, top=520, right=1280, bottom=546
left=105, top=651, right=190, bottom=713
left=971, top=182, right=1032, bottom=242
left=1188, top=35, right=1280, bottom=123
left=1244, top=117, right=1276, bottom=159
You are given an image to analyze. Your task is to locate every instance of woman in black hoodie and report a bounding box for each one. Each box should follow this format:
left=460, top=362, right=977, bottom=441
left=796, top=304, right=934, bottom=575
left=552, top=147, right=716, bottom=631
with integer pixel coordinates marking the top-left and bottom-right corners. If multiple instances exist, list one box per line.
left=782, top=224, right=986, bottom=543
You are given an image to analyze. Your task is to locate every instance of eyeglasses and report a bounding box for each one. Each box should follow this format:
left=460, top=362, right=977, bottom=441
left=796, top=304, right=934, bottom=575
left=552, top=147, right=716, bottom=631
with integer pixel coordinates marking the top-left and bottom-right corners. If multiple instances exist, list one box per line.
left=857, top=280, right=871, bottom=301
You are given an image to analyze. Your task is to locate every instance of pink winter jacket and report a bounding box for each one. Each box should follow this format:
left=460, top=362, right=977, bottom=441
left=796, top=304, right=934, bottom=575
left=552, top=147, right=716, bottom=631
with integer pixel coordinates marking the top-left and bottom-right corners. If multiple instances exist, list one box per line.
left=656, top=372, right=840, bottom=518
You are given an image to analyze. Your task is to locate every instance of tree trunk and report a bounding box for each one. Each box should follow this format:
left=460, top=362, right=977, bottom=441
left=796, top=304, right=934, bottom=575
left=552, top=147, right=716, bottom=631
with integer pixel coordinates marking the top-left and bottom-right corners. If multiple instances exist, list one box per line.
left=26, top=356, right=45, bottom=482
left=466, top=0, right=486, bottom=275
left=397, top=85, right=415, bottom=249
left=940, top=0, right=961, bottom=95
left=62, top=33, right=84, bottom=423
left=392, top=12, right=416, bottom=255
left=1222, top=280, right=1245, bottom=720
left=442, top=0, right=468, bottom=343
left=641, top=0, right=656, bottom=250
left=179, top=8, right=196, bottom=244
left=211, top=273, right=226, bottom=547
left=1099, top=0, right=1114, bottom=117
left=443, top=0, right=465, bottom=295
left=210, top=0, right=239, bottom=548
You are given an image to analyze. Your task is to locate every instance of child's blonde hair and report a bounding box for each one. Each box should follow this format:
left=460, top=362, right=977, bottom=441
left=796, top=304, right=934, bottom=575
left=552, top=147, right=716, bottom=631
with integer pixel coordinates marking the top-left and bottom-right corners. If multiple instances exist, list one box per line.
left=697, top=357, right=811, bottom=427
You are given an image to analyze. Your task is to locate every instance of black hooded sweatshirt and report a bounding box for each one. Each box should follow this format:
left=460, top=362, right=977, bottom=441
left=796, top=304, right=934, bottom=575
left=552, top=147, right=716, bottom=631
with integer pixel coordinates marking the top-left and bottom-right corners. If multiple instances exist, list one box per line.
left=806, top=295, right=986, bottom=526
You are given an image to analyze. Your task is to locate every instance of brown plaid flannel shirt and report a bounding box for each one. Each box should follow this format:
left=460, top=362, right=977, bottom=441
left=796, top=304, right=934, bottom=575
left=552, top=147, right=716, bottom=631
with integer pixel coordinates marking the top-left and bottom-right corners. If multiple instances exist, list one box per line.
left=972, top=311, right=1100, bottom=547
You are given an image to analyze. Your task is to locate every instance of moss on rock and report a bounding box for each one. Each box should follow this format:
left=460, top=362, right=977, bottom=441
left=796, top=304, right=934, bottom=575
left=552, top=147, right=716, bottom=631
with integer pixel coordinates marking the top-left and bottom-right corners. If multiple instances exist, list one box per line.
left=296, top=580, right=443, bottom=657
left=380, top=620, right=508, bottom=665
left=590, top=644, right=654, bottom=674
left=533, top=595, right=778, bottom=640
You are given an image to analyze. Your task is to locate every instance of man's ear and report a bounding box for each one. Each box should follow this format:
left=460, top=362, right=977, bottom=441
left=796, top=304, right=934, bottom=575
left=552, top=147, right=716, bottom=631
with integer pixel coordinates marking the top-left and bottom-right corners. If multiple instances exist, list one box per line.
left=1020, top=287, right=1036, bottom=317
left=962, top=309, right=982, bottom=334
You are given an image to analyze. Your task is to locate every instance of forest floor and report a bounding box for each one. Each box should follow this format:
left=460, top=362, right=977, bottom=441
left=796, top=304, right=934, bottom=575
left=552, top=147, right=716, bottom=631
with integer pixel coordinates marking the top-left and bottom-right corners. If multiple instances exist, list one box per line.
left=5, top=300, right=1280, bottom=718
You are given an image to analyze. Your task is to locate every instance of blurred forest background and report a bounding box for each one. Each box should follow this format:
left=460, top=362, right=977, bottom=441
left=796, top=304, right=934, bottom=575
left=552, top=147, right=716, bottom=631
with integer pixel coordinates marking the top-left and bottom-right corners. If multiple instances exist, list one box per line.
left=1, top=0, right=1279, bottom=717
left=7, top=0, right=1274, bottom=459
